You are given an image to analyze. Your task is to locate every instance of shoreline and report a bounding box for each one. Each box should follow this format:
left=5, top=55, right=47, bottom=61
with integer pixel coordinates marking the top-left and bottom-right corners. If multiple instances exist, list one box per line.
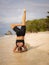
left=0, top=31, right=49, bottom=37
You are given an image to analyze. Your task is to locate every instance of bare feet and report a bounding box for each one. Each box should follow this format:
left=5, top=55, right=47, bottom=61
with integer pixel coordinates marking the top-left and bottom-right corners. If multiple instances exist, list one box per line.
left=24, top=8, right=26, bottom=12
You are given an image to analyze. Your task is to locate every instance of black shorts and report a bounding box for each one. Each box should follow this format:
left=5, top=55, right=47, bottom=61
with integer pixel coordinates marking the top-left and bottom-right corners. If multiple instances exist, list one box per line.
left=13, top=26, right=26, bottom=36
left=16, top=40, right=25, bottom=47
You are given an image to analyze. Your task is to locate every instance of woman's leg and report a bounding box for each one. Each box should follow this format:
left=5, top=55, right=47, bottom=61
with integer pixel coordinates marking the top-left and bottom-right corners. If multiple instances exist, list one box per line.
left=22, top=9, right=27, bottom=52
left=21, top=10, right=26, bottom=36
left=22, top=9, right=26, bottom=26
left=10, top=8, right=26, bottom=29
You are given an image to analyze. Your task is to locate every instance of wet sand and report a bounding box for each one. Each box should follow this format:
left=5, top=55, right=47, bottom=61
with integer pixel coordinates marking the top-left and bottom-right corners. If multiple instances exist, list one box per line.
left=0, top=32, right=49, bottom=65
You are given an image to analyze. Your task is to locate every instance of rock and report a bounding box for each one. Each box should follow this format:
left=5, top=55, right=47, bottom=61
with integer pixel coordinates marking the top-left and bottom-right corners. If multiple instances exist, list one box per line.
left=5, top=31, right=12, bottom=35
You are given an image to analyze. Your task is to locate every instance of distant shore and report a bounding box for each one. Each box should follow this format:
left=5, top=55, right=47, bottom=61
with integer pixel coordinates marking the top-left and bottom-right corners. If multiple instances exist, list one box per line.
left=0, top=31, right=49, bottom=36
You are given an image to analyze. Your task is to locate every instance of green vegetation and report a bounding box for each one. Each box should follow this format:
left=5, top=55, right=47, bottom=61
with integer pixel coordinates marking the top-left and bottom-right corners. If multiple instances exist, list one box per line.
left=26, top=11, right=49, bottom=32
left=26, top=18, right=49, bottom=32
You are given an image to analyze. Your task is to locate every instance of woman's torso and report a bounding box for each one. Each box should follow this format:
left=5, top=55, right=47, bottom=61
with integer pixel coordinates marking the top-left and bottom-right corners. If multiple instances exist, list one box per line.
left=16, top=36, right=24, bottom=40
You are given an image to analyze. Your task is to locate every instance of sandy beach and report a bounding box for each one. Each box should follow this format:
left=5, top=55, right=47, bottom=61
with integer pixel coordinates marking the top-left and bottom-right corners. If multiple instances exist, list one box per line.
left=0, top=31, right=49, bottom=65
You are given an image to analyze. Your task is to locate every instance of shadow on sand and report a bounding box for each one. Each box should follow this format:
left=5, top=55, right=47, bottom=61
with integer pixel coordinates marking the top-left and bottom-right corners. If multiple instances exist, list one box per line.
left=27, top=43, right=45, bottom=51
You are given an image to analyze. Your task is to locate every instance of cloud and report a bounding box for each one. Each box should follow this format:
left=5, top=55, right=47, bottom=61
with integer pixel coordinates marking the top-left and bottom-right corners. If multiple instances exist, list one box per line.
left=0, top=16, right=22, bottom=23
left=0, top=0, right=49, bottom=24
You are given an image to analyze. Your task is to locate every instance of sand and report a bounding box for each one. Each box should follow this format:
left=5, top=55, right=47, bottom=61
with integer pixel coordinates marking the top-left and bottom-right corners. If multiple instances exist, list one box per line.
left=0, top=31, right=49, bottom=65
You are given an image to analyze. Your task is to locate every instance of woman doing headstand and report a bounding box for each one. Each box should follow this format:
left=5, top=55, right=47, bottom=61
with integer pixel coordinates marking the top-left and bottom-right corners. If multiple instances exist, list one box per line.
left=10, top=9, right=27, bottom=52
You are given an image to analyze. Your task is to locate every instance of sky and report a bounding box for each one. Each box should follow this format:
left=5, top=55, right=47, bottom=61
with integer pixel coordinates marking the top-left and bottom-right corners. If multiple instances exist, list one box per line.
left=0, top=0, right=49, bottom=35
left=0, top=0, right=49, bottom=23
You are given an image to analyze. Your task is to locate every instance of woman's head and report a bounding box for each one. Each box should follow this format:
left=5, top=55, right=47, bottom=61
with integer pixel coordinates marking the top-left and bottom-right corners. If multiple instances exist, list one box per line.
left=17, top=42, right=23, bottom=52
left=17, top=42, right=23, bottom=47
left=18, top=47, right=22, bottom=52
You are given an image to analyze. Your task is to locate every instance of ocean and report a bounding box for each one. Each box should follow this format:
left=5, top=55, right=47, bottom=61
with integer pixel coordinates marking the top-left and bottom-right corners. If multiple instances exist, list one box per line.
left=0, top=22, right=21, bottom=36
left=0, top=23, right=15, bottom=36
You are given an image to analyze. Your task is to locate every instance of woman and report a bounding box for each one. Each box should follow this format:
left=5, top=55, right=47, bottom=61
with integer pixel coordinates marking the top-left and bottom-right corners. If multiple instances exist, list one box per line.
left=10, top=9, right=27, bottom=53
